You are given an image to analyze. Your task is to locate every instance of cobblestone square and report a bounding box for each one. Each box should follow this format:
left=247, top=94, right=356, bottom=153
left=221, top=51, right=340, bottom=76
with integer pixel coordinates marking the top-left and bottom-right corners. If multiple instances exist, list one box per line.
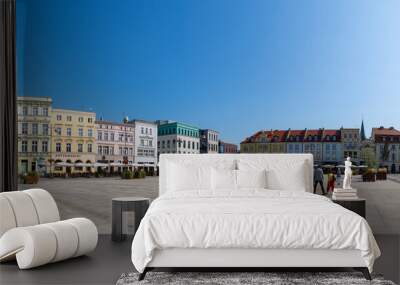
left=19, top=175, right=400, bottom=234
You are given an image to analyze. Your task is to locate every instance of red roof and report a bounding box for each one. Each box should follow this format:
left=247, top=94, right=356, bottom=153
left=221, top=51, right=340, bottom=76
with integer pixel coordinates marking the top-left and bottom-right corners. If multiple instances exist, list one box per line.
left=372, top=127, right=400, bottom=136
left=322, top=129, right=341, bottom=142
left=241, top=128, right=343, bottom=144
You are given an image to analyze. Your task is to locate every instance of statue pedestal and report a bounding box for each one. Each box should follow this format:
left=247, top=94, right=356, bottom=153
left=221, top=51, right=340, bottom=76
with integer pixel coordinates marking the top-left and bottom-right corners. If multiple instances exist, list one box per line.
left=332, top=188, right=358, bottom=200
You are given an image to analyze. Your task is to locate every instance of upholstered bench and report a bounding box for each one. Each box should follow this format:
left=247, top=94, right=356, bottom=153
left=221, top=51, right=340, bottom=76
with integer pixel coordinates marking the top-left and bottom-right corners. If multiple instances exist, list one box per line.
left=0, top=189, right=98, bottom=269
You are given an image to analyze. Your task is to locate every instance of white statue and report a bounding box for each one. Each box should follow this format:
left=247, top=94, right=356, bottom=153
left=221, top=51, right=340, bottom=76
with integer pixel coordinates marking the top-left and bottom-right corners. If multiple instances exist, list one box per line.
left=343, top=157, right=352, bottom=189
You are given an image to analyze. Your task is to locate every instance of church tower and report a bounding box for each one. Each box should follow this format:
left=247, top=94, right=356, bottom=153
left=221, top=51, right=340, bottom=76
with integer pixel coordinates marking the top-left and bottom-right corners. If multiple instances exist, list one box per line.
left=360, top=119, right=366, bottom=141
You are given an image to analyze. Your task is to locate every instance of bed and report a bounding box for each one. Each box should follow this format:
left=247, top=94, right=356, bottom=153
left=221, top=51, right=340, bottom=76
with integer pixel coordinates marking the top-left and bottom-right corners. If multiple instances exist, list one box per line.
left=131, top=154, right=380, bottom=280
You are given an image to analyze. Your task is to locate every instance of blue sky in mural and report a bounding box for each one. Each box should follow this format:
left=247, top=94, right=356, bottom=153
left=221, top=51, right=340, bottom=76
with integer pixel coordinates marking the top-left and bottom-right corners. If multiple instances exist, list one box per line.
left=17, top=0, right=400, bottom=143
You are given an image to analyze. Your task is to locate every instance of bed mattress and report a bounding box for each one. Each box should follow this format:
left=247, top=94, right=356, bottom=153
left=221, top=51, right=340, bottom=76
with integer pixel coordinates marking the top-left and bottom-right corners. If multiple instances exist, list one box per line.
left=131, top=190, right=380, bottom=273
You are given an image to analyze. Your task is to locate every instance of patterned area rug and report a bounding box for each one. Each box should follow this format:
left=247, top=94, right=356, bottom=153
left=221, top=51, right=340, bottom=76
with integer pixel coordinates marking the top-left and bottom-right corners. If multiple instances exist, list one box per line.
left=116, top=272, right=396, bottom=285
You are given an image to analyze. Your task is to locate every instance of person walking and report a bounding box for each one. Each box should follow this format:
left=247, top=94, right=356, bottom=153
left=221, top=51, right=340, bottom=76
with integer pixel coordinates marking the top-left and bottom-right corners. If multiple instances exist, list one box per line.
left=327, top=170, right=336, bottom=193
left=336, top=167, right=342, bottom=187
left=313, top=165, right=326, bottom=195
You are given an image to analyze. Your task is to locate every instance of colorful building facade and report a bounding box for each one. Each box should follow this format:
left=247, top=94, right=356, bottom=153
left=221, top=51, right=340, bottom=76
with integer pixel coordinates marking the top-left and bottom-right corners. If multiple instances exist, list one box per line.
left=341, top=128, right=361, bottom=163
left=157, top=121, right=200, bottom=155
left=241, top=128, right=344, bottom=164
left=51, top=109, right=96, bottom=174
left=372, top=126, right=400, bottom=173
left=17, top=96, right=52, bottom=175
left=218, top=141, right=238, bottom=153
left=96, top=119, right=135, bottom=168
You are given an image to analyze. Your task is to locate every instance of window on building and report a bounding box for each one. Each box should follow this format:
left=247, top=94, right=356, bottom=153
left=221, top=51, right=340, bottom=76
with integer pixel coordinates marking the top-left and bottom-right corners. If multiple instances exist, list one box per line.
left=149, top=128, right=152, bottom=135
left=141, top=127, right=144, bottom=134
left=149, top=140, right=152, bottom=147
left=192, top=141, right=195, bottom=149
left=43, top=107, right=48, bottom=116
left=42, top=124, right=49, bottom=135
left=141, top=139, right=144, bottom=146
left=78, top=144, right=83, bottom=153
left=22, top=106, right=28, bottom=115
left=162, top=141, right=165, bottom=148
left=66, top=143, right=71, bottom=152
left=78, top=128, right=83, bottom=137
left=110, top=132, right=114, bottom=141
left=32, top=107, right=38, bottom=116
left=183, top=140, right=186, bottom=148
left=119, top=133, right=123, bottom=141
left=22, top=122, right=28, bottom=134
left=67, top=128, right=72, bottom=136
left=104, top=132, right=108, bottom=141
left=88, top=129, right=93, bottom=137
left=56, top=143, right=61, bottom=152
left=66, top=115, right=72, bottom=121
left=98, top=146, right=102, bottom=154
left=55, top=127, right=62, bottom=135
left=88, top=118, right=93, bottom=123
left=31, top=123, right=38, bottom=135
left=88, top=144, right=92, bottom=153
left=57, top=114, right=62, bottom=121
left=21, top=141, right=28, bottom=152
left=78, top=117, right=83, bottom=123
left=42, top=141, right=48, bottom=152
left=32, top=141, right=38, bottom=153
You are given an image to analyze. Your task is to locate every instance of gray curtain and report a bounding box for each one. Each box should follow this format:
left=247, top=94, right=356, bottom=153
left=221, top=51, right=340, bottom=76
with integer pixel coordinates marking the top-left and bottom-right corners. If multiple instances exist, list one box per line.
left=0, top=0, right=17, bottom=192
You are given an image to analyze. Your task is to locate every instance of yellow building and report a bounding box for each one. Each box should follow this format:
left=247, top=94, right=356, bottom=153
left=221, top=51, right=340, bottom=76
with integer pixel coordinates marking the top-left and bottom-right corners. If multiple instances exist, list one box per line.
left=240, top=131, right=268, bottom=153
left=240, top=130, right=287, bottom=153
left=51, top=109, right=96, bottom=174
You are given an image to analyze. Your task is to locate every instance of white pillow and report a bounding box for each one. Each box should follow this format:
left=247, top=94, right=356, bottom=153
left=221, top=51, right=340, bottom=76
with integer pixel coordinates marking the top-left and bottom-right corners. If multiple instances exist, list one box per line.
left=211, top=168, right=237, bottom=190
left=237, top=169, right=267, bottom=189
left=266, top=161, right=307, bottom=191
left=167, top=162, right=211, bottom=191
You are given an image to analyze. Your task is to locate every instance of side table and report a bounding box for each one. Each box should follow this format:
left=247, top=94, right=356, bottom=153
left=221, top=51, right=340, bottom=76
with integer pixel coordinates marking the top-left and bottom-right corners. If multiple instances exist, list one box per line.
left=112, top=197, right=150, bottom=242
left=332, top=198, right=366, bottom=218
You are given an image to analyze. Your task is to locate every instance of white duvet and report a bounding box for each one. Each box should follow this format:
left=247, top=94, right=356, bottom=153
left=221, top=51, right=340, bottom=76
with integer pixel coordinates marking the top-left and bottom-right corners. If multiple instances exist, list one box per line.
left=131, top=190, right=380, bottom=273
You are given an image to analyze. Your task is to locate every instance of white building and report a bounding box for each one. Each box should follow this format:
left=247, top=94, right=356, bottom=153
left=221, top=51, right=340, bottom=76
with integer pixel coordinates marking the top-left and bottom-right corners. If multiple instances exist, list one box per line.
left=129, top=120, right=158, bottom=165
left=200, top=129, right=219, bottom=153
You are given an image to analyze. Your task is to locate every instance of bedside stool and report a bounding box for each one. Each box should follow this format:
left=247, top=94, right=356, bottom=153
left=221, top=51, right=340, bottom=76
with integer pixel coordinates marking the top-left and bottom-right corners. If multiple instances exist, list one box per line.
left=332, top=198, right=366, bottom=218
left=112, top=197, right=150, bottom=242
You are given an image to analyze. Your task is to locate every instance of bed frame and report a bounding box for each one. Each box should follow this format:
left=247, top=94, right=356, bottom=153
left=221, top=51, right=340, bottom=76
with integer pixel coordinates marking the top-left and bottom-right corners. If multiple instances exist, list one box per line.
left=138, top=154, right=373, bottom=281
left=139, top=248, right=371, bottom=280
